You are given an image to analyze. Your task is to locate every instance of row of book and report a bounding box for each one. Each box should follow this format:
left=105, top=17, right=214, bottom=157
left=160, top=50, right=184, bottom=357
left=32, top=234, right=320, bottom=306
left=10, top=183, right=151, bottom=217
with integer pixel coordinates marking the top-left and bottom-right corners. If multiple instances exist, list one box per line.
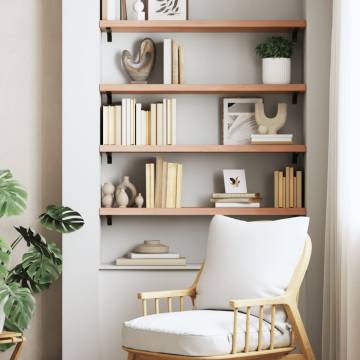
left=163, top=39, right=185, bottom=85
left=146, top=157, right=183, bottom=209
left=102, top=99, right=177, bottom=146
left=210, top=193, right=261, bottom=208
left=251, top=134, right=293, bottom=145
left=116, top=252, right=187, bottom=266
left=274, top=167, right=303, bottom=208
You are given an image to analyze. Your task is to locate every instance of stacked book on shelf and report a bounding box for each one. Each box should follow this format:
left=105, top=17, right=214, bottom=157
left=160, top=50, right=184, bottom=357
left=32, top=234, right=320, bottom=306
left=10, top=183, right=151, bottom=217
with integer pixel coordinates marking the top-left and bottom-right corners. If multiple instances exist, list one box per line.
left=251, top=134, right=293, bottom=144
left=146, top=157, right=183, bottom=209
left=210, top=193, right=261, bottom=208
left=163, top=39, right=185, bottom=85
left=102, top=99, right=176, bottom=146
left=274, top=166, right=303, bottom=208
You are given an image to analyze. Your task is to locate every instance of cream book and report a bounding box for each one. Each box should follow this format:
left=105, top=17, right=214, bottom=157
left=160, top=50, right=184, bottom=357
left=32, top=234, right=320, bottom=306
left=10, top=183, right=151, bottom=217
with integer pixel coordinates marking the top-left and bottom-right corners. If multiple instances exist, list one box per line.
left=131, top=98, right=136, bottom=145
left=294, top=177, right=297, bottom=209
left=141, top=110, right=147, bottom=145
left=285, top=167, right=290, bottom=208
left=278, top=172, right=284, bottom=208
left=167, top=99, right=172, bottom=145
left=126, top=98, right=131, bottom=145
left=161, top=161, right=168, bottom=208
left=115, top=105, right=122, bottom=145
left=116, top=257, right=186, bottom=266
left=145, top=164, right=152, bottom=208
left=146, top=111, right=151, bottom=145
left=128, top=253, right=180, bottom=259
left=101, top=0, right=108, bottom=20
left=135, top=103, right=142, bottom=145
left=296, top=171, right=303, bottom=208
left=155, top=157, right=163, bottom=208
left=162, top=99, right=167, bottom=145
left=150, top=163, right=155, bottom=208
left=156, top=103, right=163, bottom=145
left=172, top=40, right=179, bottom=84
left=210, top=198, right=261, bottom=204
left=121, top=98, right=127, bottom=145
left=102, top=106, right=109, bottom=145
left=289, top=167, right=294, bottom=208
left=175, top=163, right=183, bottom=208
left=171, top=99, right=176, bottom=145
left=282, top=177, right=286, bottom=208
left=166, top=163, right=177, bottom=208
left=215, top=203, right=260, bottom=208
left=163, top=39, right=172, bottom=85
left=212, top=193, right=260, bottom=199
left=150, top=104, right=157, bottom=145
left=178, top=46, right=185, bottom=84
left=108, top=106, right=115, bottom=145
left=274, top=171, right=279, bottom=208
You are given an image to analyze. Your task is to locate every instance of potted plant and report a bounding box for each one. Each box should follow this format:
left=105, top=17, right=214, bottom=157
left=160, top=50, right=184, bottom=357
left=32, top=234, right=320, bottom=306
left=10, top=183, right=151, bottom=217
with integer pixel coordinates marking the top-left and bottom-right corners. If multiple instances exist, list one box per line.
left=255, top=36, right=294, bottom=84
left=0, top=170, right=84, bottom=348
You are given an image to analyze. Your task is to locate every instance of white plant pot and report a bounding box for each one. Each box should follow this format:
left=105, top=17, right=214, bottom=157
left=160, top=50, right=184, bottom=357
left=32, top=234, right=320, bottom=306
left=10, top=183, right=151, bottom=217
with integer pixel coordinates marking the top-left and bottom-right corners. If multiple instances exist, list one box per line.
left=0, top=298, right=6, bottom=332
left=262, top=58, right=291, bottom=84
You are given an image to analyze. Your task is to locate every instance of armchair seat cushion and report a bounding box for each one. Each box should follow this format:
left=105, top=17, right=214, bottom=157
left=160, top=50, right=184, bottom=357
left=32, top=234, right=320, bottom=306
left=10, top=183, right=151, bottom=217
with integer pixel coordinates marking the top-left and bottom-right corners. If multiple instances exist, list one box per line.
left=123, top=310, right=291, bottom=356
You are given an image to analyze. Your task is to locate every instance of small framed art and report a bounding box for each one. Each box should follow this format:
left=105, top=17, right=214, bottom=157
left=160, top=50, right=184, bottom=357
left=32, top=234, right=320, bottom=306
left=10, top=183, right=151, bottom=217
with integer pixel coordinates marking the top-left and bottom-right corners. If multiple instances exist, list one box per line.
left=223, top=169, right=247, bottom=194
left=148, top=0, right=189, bottom=20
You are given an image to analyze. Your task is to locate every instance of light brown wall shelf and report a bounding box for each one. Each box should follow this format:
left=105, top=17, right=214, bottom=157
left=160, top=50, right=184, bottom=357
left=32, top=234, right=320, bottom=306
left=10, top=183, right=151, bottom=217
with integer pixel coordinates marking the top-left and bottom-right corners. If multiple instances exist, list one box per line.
left=100, top=20, right=306, bottom=33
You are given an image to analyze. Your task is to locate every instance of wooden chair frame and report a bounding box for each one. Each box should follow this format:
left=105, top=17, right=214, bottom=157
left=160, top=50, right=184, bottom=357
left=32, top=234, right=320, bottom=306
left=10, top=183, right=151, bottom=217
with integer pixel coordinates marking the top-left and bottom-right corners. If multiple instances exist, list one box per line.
left=124, top=236, right=315, bottom=360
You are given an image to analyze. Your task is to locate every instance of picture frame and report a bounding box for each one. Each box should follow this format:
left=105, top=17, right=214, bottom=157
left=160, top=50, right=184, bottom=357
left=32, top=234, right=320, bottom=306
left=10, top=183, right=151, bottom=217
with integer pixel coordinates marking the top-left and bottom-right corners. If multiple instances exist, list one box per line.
left=147, top=0, right=189, bottom=20
left=222, top=98, right=263, bottom=145
left=223, top=169, right=247, bottom=194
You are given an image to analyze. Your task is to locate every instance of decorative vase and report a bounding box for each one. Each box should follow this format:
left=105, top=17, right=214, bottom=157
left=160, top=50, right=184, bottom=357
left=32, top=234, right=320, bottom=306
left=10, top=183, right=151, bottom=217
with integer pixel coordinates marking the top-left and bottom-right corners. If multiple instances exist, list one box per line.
left=135, top=193, right=144, bottom=208
left=102, top=182, right=115, bottom=208
left=262, top=58, right=291, bottom=84
left=134, top=240, right=169, bottom=254
left=116, top=188, right=129, bottom=208
left=117, top=176, right=137, bottom=207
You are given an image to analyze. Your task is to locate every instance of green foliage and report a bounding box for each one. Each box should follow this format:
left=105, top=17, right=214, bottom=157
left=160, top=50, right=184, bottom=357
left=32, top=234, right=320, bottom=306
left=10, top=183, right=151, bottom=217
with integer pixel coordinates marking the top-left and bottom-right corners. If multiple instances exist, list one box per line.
left=0, top=170, right=27, bottom=217
left=39, top=205, right=84, bottom=234
left=255, top=36, right=294, bottom=59
left=0, top=238, right=11, bottom=282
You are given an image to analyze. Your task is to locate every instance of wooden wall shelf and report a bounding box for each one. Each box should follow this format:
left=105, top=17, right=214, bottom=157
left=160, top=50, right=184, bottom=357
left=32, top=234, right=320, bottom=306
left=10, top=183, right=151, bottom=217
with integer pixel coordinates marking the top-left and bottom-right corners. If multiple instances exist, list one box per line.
left=100, top=145, right=306, bottom=154
left=100, top=208, right=306, bottom=217
left=99, top=264, right=202, bottom=271
left=100, top=84, right=306, bottom=95
left=100, top=20, right=306, bottom=33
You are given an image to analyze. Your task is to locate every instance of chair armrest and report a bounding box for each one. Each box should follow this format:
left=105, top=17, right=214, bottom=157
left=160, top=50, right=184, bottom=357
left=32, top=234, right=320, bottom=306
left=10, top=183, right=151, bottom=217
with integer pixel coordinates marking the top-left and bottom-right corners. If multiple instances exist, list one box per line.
left=138, top=288, right=195, bottom=300
left=229, top=295, right=289, bottom=309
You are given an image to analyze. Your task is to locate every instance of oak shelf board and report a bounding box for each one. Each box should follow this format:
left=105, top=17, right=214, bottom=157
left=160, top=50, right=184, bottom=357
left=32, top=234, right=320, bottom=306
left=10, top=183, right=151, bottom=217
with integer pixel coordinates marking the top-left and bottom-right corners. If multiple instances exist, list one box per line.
left=100, top=208, right=307, bottom=216
left=100, top=145, right=306, bottom=154
left=100, top=83, right=306, bottom=94
left=99, top=264, right=202, bottom=271
left=100, top=20, right=306, bottom=33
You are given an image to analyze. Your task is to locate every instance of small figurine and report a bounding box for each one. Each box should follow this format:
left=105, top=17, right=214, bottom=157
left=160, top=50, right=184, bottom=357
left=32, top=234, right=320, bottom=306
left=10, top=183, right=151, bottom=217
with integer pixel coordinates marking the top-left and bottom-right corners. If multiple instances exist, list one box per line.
left=135, top=193, right=144, bottom=208
left=116, top=188, right=129, bottom=208
left=101, top=182, right=115, bottom=208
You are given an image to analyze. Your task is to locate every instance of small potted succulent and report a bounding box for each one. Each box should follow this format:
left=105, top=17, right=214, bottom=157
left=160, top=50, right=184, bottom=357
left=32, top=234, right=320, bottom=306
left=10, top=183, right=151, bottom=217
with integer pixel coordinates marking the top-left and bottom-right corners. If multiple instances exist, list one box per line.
left=256, top=36, right=295, bottom=84
left=0, top=170, right=84, bottom=349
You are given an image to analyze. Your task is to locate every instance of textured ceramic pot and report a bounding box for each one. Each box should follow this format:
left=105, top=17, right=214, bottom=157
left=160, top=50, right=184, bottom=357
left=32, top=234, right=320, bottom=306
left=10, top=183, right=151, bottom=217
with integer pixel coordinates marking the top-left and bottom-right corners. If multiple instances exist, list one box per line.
left=262, top=58, right=291, bottom=84
left=135, top=193, right=144, bottom=208
left=134, top=240, right=169, bottom=254
left=116, top=188, right=129, bottom=208
left=118, top=176, right=137, bottom=207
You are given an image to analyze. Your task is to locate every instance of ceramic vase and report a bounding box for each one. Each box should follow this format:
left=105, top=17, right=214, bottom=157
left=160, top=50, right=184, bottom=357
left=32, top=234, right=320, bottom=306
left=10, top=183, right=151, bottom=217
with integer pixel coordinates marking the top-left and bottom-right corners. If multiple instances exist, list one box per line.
left=101, top=182, right=115, bottom=208
left=262, top=58, right=291, bottom=84
left=116, top=188, right=129, bottom=208
left=118, top=176, right=137, bottom=207
left=135, top=193, right=144, bottom=208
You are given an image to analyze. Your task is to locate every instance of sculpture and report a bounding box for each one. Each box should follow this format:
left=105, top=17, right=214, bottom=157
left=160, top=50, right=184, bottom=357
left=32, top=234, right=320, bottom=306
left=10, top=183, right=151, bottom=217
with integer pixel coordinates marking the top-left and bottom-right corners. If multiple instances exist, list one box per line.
left=101, top=182, right=115, bottom=208
left=122, top=38, right=156, bottom=83
left=116, top=188, right=129, bottom=208
left=255, top=103, right=287, bottom=134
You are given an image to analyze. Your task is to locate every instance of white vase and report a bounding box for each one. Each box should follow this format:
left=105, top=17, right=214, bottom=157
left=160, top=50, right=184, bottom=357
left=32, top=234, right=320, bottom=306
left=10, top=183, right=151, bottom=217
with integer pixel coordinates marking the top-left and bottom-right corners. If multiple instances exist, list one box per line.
left=262, top=58, right=291, bottom=84
left=116, top=188, right=129, bottom=208
left=0, top=298, right=6, bottom=332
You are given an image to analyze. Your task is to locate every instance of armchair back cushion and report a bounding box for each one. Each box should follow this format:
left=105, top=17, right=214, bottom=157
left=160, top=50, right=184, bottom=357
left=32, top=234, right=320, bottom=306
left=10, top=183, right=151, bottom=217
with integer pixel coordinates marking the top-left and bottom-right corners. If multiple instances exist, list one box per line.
left=196, top=216, right=309, bottom=321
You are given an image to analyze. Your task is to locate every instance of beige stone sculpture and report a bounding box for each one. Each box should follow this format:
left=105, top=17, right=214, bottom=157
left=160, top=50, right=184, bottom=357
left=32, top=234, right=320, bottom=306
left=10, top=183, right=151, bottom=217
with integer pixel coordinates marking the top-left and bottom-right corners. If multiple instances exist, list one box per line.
left=255, top=102, right=287, bottom=134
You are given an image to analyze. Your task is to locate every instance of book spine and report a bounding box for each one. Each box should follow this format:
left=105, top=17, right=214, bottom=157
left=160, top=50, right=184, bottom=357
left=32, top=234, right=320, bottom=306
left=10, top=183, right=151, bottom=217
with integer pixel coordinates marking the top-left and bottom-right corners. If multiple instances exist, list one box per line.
left=156, top=103, right=163, bottom=145
left=162, top=99, right=167, bottom=145
left=166, top=163, right=177, bottom=208
left=171, top=99, right=176, bottom=145
left=163, top=39, right=172, bottom=85
left=278, top=172, right=283, bottom=208
left=150, top=163, right=155, bottom=208
left=150, top=104, right=157, bottom=145
left=131, top=99, right=136, bottom=145
left=135, top=103, right=142, bottom=145
left=274, top=171, right=279, bottom=208
left=175, top=163, right=183, bottom=208
left=141, top=110, right=147, bottom=145
left=293, top=177, right=297, bottom=209
left=126, top=99, right=131, bottom=145
left=102, top=106, right=109, bottom=145
left=107, top=0, right=121, bottom=20
left=161, top=161, right=168, bottom=208
left=167, top=99, right=172, bottom=145
left=296, top=171, right=303, bottom=208
left=146, top=164, right=150, bottom=208
left=155, top=157, right=163, bottom=208
left=146, top=111, right=151, bottom=145
left=178, top=46, right=184, bottom=84
left=285, top=166, right=290, bottom=208
left=115, top=105, right=122, bottom=145
left=121, top=99, right=127, bottom=145
left=172, top=40, right=179, bottom=84
left=282, top=176, right=286, bottom=208
left=289, top=167, right=294, bottom=208
left=101, top=0, right=108, bottom=20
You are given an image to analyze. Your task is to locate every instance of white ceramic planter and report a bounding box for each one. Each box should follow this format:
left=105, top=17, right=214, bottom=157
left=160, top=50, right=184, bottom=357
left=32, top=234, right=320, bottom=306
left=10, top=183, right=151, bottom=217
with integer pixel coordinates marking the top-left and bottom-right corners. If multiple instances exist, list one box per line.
left=262, top=58, right=291, bottom=84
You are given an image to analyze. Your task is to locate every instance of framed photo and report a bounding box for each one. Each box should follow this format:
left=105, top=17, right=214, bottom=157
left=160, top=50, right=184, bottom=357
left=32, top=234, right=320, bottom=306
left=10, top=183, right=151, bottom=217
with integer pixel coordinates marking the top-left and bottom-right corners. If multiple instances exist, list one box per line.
left=223, top=170, right=247, bottom=194
left=222, top=98, right=263, bottom=145
left=148, top=0, right=188, bottom=20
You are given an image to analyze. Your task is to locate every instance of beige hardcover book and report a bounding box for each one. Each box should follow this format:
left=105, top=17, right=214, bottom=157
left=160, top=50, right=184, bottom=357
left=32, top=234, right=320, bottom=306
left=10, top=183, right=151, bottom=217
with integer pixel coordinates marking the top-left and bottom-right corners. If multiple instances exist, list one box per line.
left=178, top=46, right=185, bottom=84
left=294, top=177, right=297, bottom=208
left=102, top=106, right=109, bottom=145
left=296, top=171, right=303, bottom=208
left=162, top=99, right=167, bottom=145
left=212, top=193, right=260, bottom=199
left=155, top=157, right=163, bottom=208
left=146, top=111, right=151, bottom=145
left=150, top=163, right=155, bottom=208
left=172, top=40, right=179, bottom=84
left=101, top=0, right=108, bottom=20
left=289, top=167, right=294, bottom=208
left=166, top=163, right=177, bottom=208
left=285, top=167, right=290, bottom=208
left=161, top=161, right=168, bottom=208
left=171, top=99, right=176, bottom=145
left=274, top=171, right=279, bottom=208
left=116, top=257, right=186, bottom=266
left=145, top=164, right=151, bottom=208
left=167, top=99, right=172, bottom=144
left=175, top=164, right=183, bottom=208
left=282, top=177, right=286, bottom=208
left=150, top=104, right=157, bottom=145
left=130, top=99, right=135, bottom=145
left=156, top=103, right=163, bottom=146
left=210, top=198, right=261, bottom=204
left=108, top=106, right=116, bottom=145
left=278, top=172, right=283, bottom=208
left=115, top=105, right=122, bottom=145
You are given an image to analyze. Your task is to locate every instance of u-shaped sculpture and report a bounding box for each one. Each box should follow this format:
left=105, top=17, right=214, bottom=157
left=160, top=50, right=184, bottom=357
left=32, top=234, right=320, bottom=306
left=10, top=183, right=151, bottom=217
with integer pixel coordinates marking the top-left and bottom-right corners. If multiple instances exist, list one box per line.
left=255, top=103, right=287, bottom=134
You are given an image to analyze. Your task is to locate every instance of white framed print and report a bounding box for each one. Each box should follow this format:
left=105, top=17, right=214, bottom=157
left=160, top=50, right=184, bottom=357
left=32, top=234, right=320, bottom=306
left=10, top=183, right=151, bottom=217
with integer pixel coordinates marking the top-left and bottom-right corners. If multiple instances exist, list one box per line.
left=148, top=0, right=188, bottom=20
left=223, top=169, right=247, bottom=194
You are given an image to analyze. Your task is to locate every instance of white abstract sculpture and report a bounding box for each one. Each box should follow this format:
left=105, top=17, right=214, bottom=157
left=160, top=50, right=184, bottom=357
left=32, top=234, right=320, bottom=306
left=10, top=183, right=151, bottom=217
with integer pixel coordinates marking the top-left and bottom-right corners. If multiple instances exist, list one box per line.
left=255, top=103, right=287, bottom=134
left=134, top=0, right=145, bottom=20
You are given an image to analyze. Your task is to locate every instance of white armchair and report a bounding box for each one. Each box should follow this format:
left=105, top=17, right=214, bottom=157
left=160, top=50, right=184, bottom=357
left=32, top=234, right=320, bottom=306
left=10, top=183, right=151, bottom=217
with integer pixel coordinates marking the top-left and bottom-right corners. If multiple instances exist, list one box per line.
left=122, top=216, right=315, bottom=360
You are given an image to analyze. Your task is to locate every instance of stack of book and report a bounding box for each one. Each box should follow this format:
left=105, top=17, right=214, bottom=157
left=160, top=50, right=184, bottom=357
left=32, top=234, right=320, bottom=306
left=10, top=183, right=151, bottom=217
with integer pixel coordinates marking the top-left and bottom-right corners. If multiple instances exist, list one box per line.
left=102, top=99, right=176, bottom=146
left=210, top=193, right=261, bottom=208
left=116, top=252, right=186, bottom=266
left=274, top=167, right=303, bottom=208
left=163, top=39, right=185, bottom=85
left=251, top=134, right=293, bottom=144
left=146, top=157, right=183, bottom=209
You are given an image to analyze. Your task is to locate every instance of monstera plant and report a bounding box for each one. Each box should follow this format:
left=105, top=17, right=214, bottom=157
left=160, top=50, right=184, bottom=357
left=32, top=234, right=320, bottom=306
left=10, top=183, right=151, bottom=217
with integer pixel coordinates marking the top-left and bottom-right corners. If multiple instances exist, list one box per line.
left=0, top=170, right=84, bottom=342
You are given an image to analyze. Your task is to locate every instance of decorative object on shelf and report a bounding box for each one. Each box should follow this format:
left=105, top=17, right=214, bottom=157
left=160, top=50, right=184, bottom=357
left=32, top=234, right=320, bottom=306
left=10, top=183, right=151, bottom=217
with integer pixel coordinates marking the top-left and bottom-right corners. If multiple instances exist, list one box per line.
left=122, top=38, right=156, bottom=83
left=222, top=98, right=263, bottom=145
left=134, top=240, right=169, bottom=254
left=256, top=36, right=294, bottom=84
left=101, top=182, right=115, bottom=208
left=133, top=0, right=145, bottom=20
left=148, top=0, right=188, bottom=20
left=117, top=176, right=137, bottom=206
left=0, top=170, right=84, bottom=335
left=223, top=169, right=247, bottom=194
left=116, top=188, right=129, bottom=208
left=255, top=103, right=287, bottom=134
left=135, top=193, right=144, bottom=208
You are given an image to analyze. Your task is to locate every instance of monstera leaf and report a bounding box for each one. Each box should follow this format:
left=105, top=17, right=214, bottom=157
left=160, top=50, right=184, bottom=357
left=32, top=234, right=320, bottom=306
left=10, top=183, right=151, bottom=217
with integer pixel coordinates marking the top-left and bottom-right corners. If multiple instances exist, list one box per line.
left=0, top=282, right=35, bottom=332
left=0, top=170, right=27, bottom=217
left=14, top=227, right=49, bottom=255
left=0, top=238, right=11, bottom=281
left=38, top=205, right=84, bottom=234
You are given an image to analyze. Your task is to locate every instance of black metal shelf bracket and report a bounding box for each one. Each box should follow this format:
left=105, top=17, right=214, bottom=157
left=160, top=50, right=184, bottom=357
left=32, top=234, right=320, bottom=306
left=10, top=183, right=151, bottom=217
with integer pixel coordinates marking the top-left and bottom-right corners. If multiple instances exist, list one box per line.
left=106, top=216, right=112, bottom=226
left=106, top=152, right=112, bottom=164
left=292, top=92, right=299, bottom=105
left=292, top=28, right=299, bottom=43
left=106, top=27, right=112, bottom=42
left=106, top=91, right=113, bottom=105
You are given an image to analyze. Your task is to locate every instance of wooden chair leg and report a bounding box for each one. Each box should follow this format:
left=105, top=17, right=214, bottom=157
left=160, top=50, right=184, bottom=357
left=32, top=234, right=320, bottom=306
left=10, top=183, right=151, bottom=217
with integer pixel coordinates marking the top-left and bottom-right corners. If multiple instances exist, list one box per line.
left=10, top=341, right=24, bottom=360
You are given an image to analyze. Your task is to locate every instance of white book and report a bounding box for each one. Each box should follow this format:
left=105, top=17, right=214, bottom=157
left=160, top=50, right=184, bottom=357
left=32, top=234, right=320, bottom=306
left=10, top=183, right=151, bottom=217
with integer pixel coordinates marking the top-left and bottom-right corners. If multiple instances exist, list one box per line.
left=131, top=99, right=136, bottom=145
left=107, top=0, right=121, bottom=20
left=251, top=134, right=293, bottom=140
left=128, top=253, right=180, bottom=259
left=162, top=99, right=167, bottom=145
left=150, top=104, right=157, bottom=145
left=163, top=39, right=172, bottom=85
left=102, top=106, right=109, bottom=145
left=171, top=99, right=176, bottom=145
left=126, top=99, right=131, bottom=145
left=108, top=106, right=115, bottom=145
left=156, top=104, right=163, bottom=146
left=121, top=99, right=127, bottom=145
left=135, top=103, right=142, bottom=145
left=167, top=99, right=172, bottom=145
left=115, top=105, right=122, bottom=145
left=215, top=203, right=261, bottom=208
left=141, top=110, right=147, bottom=145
